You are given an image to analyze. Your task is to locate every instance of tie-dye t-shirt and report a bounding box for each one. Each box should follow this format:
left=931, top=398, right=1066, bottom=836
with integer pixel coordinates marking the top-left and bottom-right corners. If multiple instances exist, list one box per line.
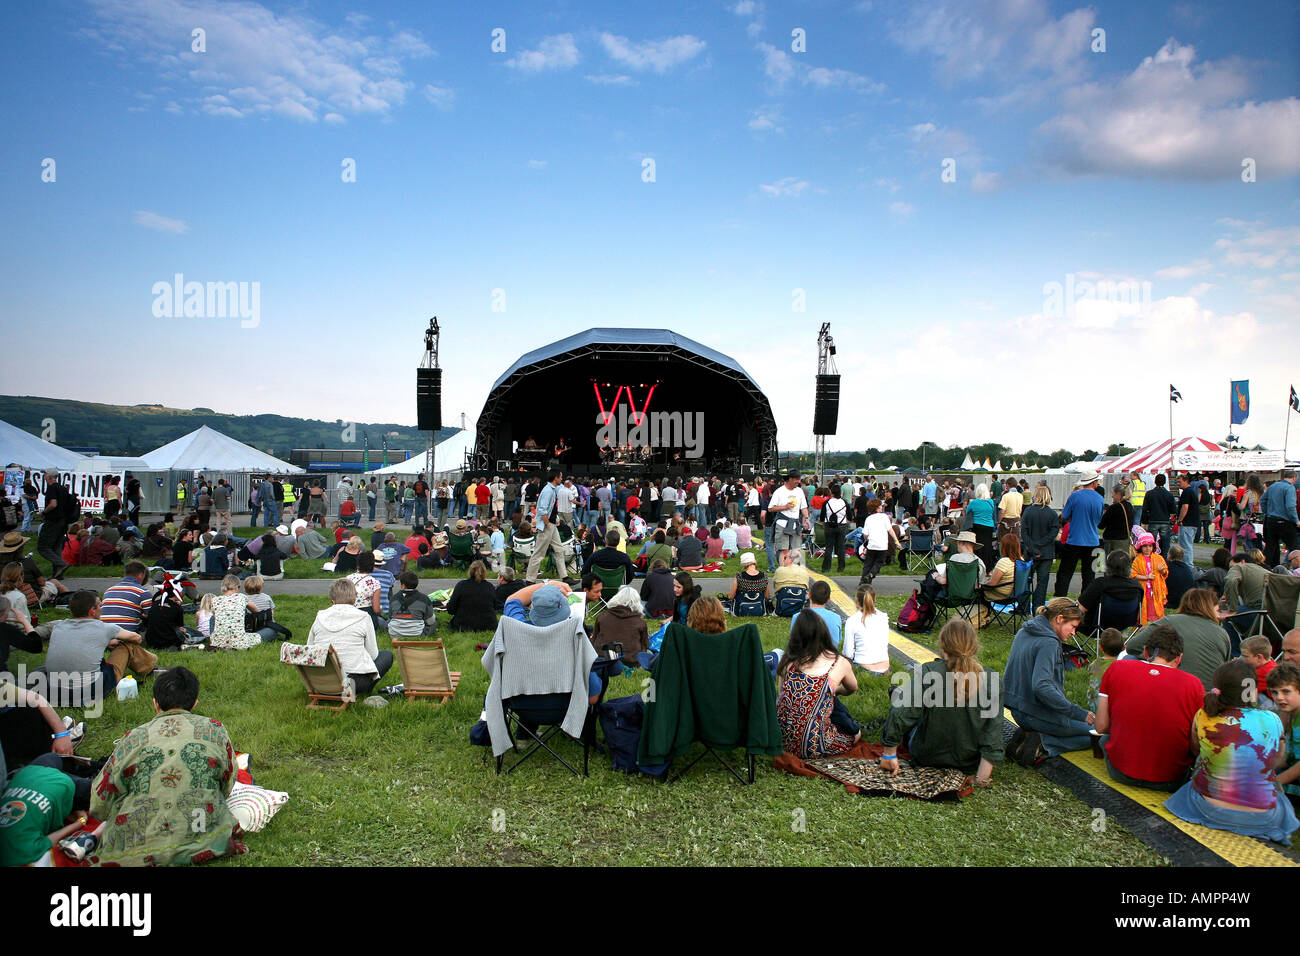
left=1190, top=707, right=1285, bottom=810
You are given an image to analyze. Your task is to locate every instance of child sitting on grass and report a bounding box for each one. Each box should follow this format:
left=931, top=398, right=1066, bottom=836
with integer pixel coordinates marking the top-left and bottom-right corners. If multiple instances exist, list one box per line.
left=1266, top=663, right=1300, bottom=812
left=1241, top=635, right=1279, bottom=709
left=195, top=592, right=215, bottom=638
left=243, top=575, right=292, bottom=640
left=1087, top=627, right=1125, bottom=714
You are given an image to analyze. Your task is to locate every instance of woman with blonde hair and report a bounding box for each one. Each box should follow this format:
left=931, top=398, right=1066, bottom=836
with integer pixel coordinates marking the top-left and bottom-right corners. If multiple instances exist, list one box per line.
left=880, top=619, right=1001, bottom=784
left=842, top=585, right=890, bottom=674
left=965, top=484, right=998, bottom=569
left=209, top=575, right=277, bottom=649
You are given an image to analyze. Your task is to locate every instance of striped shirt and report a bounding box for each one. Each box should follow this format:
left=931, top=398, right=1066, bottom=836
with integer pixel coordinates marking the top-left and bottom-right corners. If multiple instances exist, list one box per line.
left=100, top=578, right=153, bottom=632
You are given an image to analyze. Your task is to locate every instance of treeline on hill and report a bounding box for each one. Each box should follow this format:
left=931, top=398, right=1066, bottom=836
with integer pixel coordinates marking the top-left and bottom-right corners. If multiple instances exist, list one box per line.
left=784, top=442, right=1139, bottom=472
left=1, top=396, right=457, bottom=458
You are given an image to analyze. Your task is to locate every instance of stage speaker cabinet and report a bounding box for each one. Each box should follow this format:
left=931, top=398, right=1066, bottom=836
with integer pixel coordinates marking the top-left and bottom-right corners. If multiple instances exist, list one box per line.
left=813, top=373, right=840, bottom=435
left=416, top=368, right=442, bottom=431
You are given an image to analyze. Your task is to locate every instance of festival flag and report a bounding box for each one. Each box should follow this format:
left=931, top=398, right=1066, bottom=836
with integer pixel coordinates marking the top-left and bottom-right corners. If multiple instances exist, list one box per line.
left=1170, top=384, right=1182, bottom=403
left=1230, top=380, right=1250, bottom=425
left=1290, top=386, right=1299, bottom=413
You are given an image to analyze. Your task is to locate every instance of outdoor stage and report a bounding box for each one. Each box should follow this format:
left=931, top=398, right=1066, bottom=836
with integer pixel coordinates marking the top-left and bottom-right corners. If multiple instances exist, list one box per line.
left=470, top=328, right=778, bottom=478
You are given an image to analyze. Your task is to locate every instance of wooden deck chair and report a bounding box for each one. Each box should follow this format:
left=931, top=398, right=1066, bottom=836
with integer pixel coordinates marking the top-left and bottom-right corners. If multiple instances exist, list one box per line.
left=392, top=639, right=461, bottom=704
left=280, top=642, right=354, bottom=711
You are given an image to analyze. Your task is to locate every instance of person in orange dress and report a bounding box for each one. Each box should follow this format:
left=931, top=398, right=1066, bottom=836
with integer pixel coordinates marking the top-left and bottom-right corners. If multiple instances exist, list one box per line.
left=1130, top=531, right=1169, bottom=626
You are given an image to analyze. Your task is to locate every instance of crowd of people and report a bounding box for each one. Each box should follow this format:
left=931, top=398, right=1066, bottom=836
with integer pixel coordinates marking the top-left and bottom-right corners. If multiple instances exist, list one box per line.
left=3, top=461, right=1298, bottom=866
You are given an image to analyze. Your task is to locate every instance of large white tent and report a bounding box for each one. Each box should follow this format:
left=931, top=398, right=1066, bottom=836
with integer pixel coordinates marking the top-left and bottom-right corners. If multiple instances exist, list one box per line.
left=366, top=429, right=474, bottom=478
left=140, top=425, right=303, bottom=473
left=0, top=418, right=87, bottom=469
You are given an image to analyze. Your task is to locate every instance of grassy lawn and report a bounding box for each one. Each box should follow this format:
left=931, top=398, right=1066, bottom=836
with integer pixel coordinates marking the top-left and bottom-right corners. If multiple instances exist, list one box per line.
left=8, top=595, right=1186, bottom=866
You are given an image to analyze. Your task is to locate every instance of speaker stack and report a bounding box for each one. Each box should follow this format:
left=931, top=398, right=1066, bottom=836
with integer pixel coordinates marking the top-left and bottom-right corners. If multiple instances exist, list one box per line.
left=416, top=368, right=442, bottom=431
left=813, top=373, right=840, bottom=435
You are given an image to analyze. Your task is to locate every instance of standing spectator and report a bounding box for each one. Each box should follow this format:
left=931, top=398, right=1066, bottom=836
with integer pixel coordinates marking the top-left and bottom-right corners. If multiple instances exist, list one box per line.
left=1054, top=471, right=1104, bottom=598
left=858, top=499, right=898, bottom=587
left=259, top=476, right=278, bottom=530
left=766, top=472, right=811, bottom=559
left=1020, top=485, right=1060, bottom=612
left=1142, top=473, right=1178, bottom=556
left=525, top=472, right=568, bottom=583
left=1100, top=484, right=1134, bottom=556
left=997, top=480, right=1023, bottom=541
left=194, top=483, right=213, bottom=532
left=820, top=482, right=849, bottom=574
left=475, top=478, right=491, bottom=522
left=1130, top=531, right=1169, bottom=626
left=36, top=468, right=73, bottom=580
left=1262, top=470, right=1299, bottom=569
left=1129, top=472, right=1147, bottom=527
left=211, top=479, right=232, bottom=533
left=1174, top=474, right=1200, bottom=569
left=965, top=484, right=998, bottom=570
left=412, top=474, right=430, bottom=526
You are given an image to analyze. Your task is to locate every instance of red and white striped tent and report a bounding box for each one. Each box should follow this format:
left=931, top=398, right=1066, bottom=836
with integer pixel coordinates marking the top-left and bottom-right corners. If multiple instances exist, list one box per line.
left=1097, top=437, right=1224, bottom=474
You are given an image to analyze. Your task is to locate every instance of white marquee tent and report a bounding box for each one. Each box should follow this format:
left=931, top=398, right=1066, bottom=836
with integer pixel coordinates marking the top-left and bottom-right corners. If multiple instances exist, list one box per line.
left=140, top=425, right=303, bottom=473
left=0, top=418, right=87, bottom=469
left=366, top=429, right=474, bottom=478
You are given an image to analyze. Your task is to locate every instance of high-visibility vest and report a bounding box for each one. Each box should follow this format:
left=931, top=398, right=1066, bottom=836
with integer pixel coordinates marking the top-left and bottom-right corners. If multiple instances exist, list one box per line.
left=1130, top=476, right=1146, bottom=506
left=283, top=483, right=296, bottom=503
left=176, top=485, right=186, bottom=501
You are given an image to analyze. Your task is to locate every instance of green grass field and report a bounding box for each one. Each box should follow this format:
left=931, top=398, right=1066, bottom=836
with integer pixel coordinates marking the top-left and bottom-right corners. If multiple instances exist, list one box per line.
left=9, top=593, right=1192, bottom=867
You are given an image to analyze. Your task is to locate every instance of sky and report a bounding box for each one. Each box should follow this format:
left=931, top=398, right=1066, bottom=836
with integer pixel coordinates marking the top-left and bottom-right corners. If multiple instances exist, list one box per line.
left=2, top=0, right=1298, bottom=458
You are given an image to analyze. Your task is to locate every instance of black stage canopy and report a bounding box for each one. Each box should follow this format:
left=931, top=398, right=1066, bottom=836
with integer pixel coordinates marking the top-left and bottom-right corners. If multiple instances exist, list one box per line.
left=472, top=328, right=777, bottom=476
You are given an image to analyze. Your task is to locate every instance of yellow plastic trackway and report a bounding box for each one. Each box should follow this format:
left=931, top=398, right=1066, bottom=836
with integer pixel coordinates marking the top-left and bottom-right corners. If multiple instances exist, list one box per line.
left=804, top=568, right=1297, bottom=867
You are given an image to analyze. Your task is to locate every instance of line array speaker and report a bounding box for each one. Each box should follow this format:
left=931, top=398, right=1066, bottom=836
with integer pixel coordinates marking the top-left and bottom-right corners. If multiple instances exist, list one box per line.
left=416, top=368, right=442, bottom=431
left=813, top=373, right=840, bottom=435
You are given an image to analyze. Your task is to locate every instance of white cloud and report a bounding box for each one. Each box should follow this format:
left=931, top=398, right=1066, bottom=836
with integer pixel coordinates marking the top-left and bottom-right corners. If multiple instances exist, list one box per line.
left=133, top=210, right=189, bottom=234
left=423, top=84, right=454, bottom=110
left=85, top=0, right=432, bottom=122
left=731, top=0, right=758, bottom=15
left=585, top=73, right=634, bottom=85
left=970, top=171, right=1003, bottom=193
left=759, top=177, right=809, bottom=198
left=874, top=178, right=900, bottom=193
left=889, top=200, right=914, bottom=218
left=598, top=33, right=705, bottom=73
left=758, top=43, right=883, bottom=93
left=1187, top=282, right=1215, bottom=297
left=1214, top=224, right=1300, bottom=269
left=748, top=106, right=782, bottom=133
left=1040, top=39, right=1300, bottom=180
left=891, top=0, right=1095, bottom=86
left=1155, top=259, right=1213, bottom=279
left=507, top=34, right=579, bottom=72
left=526, top=159, right=548, bottom=169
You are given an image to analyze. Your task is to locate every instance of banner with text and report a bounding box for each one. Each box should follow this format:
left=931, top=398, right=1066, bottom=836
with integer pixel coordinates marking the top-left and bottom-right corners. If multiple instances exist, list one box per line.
left=1170, top=449, right=1284, bottom=472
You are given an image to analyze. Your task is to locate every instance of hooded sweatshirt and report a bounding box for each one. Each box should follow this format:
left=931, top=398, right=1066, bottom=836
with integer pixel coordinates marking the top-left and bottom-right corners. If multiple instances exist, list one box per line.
left=1003, top=614, right=1089, bottom=725
left=307, top=603, right=378, bottom=676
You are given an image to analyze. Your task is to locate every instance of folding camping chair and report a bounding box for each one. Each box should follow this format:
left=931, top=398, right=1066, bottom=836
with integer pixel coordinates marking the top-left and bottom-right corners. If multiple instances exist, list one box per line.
left=280, top=643, right=354, bottom=711
left=587, top=563, right=626, bottom=626
left=903, top=528, right=939, bottom=574
left=1261, top=571, right=1300, bottom=654
left=1072, top=594, right=1141, bottom=660
left=933, top=559, right=980, bottom=625
left=391, top=639, right=461, bottom=704
left=985, top=559, right=1032, bottom=633
left=447, top=532, right=476, bottom=570
left=508, top=532, right=535, bottom=571
left=639, top=622, right=782, bottom=785
left=493, top=621, right=602, bottom=777
left=807, top=523, right=827, bottom=563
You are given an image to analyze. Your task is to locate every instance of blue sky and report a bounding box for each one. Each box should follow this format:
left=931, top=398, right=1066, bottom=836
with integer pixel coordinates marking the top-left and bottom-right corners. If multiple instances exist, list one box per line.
left=2, top=0, right=1298, bottom=455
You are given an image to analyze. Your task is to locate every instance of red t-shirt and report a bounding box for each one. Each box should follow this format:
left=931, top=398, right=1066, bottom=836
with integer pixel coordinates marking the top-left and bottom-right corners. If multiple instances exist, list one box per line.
left=334, top=526, right=348, bottom=544
left=340, top=501, right=356, bottom=516
left=1099, top=659, right=1205, bottom=783
left=626, top=495, right=641, bottom=512
left=475, top=484, right=491, bottom=505
left=1257, top=660, right=1278, bottom=701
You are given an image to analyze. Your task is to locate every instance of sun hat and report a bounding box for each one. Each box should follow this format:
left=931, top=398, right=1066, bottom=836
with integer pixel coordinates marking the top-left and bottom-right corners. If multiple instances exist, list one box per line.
left=739, top=552, right=756, bottom=566
left=290, top=518, right=308, bottom=534
left=1074, top=470, right=1101, bottom=486
left=529, top=585, right=570, bottom=627
left=455, top=519, right=467, bottom=531
left=0, top=532, right=29, bottom=553
left=953, top=531, right=979, bottom=546
left=276, top=524, right=290, bottom=535
left=372, top=550, right=387, bottom=564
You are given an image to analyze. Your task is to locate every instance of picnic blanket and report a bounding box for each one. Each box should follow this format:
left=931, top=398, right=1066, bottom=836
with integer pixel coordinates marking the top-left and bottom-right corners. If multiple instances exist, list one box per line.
left=775, top=740, right=973, bottom=801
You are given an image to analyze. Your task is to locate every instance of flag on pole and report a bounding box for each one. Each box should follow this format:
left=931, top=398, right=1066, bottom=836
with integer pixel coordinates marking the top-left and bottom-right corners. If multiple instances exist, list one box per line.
left=1170, top=384, right=1182, bottom=403
left=1230, top=380, right=1250, bottom=425
left=1290, top=386, right=1299, bottom=413
left=363, top=434, right=370, bottom=472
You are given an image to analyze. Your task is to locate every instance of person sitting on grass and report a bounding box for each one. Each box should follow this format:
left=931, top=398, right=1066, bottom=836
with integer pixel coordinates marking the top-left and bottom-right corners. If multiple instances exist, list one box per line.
left=1163, top=659, right=1299, bottom=843
left=446, top=560, right=499, bottom=633
left=242, top=575, right=291, bottom=641
left=726, top=551, right=770, bottom=612
left=492, top=566, right=528, bottom=612
left=640, top=559, right=676, bottom=618
left=387, top=571, right=438, bottom=638
left=44, top=589, right=160, bottom=701
left=1085, top=627, right=1125, bottom=714
left=345, top=551, right=386, bottom=631
left=685, top=595, right=728, bottom=635
left=880, top=619, right=1002, bottom=785
left=842, top=584, right=890, bottom=675
left=1265, top=663, right=1300, bottom=812
left=790, top=580, right=842, bottom=650
left=207, top=575, right=278, bottom=649
left=589, top=585, right=649, bottom=667
left=1164, top=544, right=1195, bottom=610
left=0, top=739, right=92, bottom=867
left=89, top=666, right=248, bottom=866
left=332, top=535, right=365, bottom=574
left=307, top=578, right=394, bottom=697
left=776, top=610, right=860, bottom=758
left=676, top=525, right=704, bottom=571
left=673, top=571, right=701, bottom=625
left=294, top=522, right=329, bottom=560
left=1004, top=598, right=1094, bottom=764
left=1094, top=622, right=1204, bottom=791
left=0, top=675, right=84, bottom=772
left=719, top=519, right=738, bottom=557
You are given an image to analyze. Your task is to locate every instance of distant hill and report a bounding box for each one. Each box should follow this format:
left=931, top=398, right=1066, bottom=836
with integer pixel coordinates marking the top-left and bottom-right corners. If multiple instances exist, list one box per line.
left=0, top=396, right=458, bottom=458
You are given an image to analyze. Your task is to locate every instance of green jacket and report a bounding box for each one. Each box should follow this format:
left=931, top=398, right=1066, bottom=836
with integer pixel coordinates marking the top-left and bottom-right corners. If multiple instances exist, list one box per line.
left=882, top=659, right=1004, bottom=773
left=638, top=622, right=782, bottom=765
